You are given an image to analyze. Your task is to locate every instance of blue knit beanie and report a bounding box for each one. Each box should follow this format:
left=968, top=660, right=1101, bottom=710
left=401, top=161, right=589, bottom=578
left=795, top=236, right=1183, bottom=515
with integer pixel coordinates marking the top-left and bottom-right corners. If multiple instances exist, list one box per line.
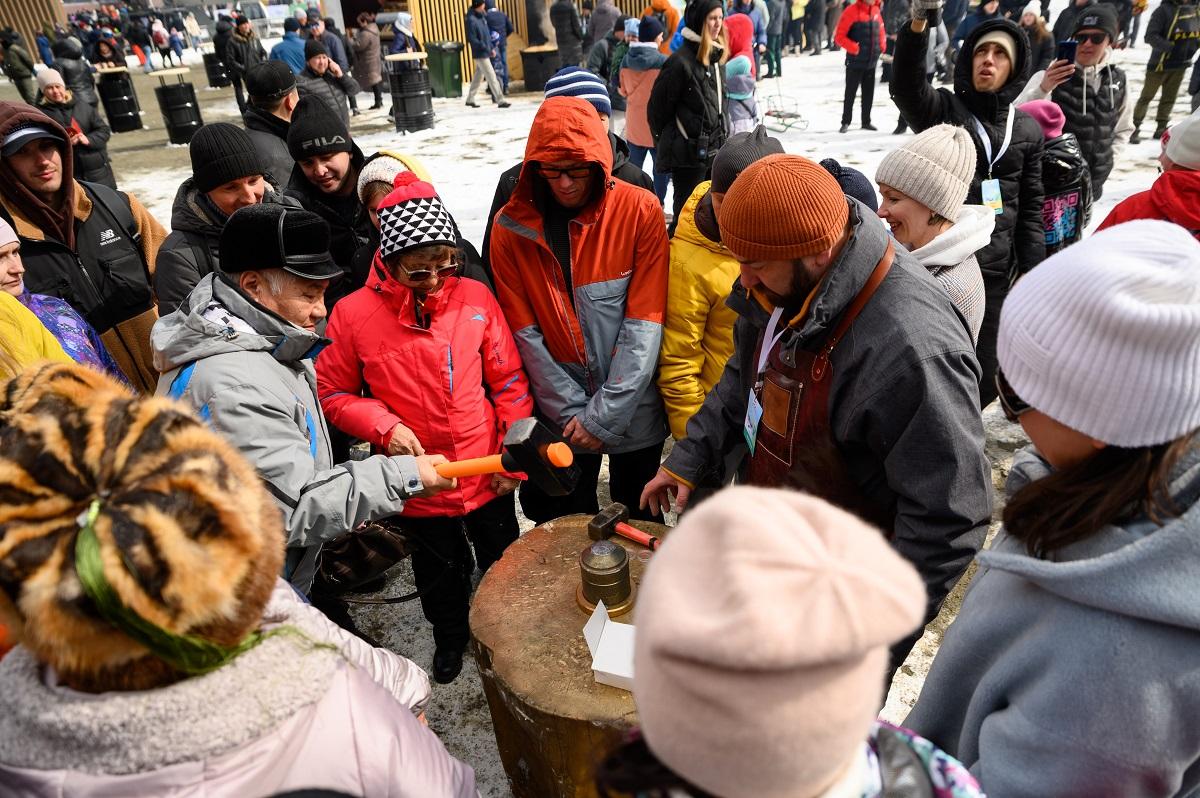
left=544, top=66, right=612, bottom=118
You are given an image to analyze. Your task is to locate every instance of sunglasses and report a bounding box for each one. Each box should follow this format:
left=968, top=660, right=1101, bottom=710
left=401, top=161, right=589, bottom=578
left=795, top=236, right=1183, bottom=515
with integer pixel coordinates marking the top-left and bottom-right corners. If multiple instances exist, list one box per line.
left=1074, top=32, right=1109, bottom=45
left=995, top=370, right=1031, bottom=423
left=536, top=165, right=592, bottom=180
left=397, top=259, right=460, bottom=282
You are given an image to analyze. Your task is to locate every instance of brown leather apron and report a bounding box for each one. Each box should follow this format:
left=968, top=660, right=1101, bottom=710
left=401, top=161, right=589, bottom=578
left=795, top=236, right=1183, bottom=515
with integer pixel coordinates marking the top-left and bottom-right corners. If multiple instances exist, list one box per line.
left=745, top=243, right=896, bottom=533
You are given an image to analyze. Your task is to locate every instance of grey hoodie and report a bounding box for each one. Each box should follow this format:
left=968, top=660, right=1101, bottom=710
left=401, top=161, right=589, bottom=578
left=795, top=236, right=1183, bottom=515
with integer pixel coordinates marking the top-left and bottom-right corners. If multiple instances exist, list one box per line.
left=907, top=446, right=1200, bottom=797
left=151, top=273, right=422, bottom=592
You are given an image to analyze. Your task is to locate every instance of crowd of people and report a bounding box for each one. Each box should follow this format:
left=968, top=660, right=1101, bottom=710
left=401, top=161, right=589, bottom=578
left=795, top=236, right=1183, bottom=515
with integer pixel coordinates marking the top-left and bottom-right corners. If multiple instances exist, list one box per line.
left=0, top=0, right=1199, bottom=795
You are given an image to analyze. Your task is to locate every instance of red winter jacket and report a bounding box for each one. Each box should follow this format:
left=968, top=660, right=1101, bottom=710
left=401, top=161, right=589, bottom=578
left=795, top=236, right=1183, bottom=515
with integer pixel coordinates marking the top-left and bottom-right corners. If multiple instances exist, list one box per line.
left=317, top=261, right=534, bottom=517
left=834, top=0, right=887, bottom=67
left=1097, top=169, right=1200, bottom=240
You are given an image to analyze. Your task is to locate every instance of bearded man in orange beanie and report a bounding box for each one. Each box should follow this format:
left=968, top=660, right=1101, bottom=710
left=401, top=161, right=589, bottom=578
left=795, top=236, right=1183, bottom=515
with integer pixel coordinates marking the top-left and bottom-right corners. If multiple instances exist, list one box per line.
left=641, top=153, right=992, bottom=665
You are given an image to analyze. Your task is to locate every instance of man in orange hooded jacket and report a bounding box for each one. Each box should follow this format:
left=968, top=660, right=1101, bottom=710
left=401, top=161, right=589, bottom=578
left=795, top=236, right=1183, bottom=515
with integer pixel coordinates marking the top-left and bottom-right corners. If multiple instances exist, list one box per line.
left=490, top=96, right=669, bottom=523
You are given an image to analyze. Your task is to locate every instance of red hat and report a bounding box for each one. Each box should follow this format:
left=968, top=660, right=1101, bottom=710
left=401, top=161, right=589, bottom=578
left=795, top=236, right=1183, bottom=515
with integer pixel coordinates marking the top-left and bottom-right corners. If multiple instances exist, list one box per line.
left=377, top=171, right=458, bottom=259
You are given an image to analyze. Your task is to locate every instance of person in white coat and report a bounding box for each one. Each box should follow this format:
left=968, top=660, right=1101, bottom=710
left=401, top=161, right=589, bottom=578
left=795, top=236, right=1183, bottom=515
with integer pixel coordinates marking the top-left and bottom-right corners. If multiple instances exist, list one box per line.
left=876, top=123, right=991, bottom=343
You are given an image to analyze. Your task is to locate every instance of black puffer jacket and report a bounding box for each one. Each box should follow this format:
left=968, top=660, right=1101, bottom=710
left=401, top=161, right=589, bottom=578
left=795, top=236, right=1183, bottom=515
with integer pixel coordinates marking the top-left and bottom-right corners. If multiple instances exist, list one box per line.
left=647, top=34, right=727, bottom=173
left=1050, top=59, right=1126, bottom=199
left=36, top=92, right=115, bottom=188
left=213, top=17, right=234, bottom=65
left=550, top=0, right=586, bottom=65
left=480, top=132, right=654, bottom=272
left=1039, top=132, right=1092, bottom=256
left=891, top=18, right=1045, bottom=276
left=155, top=176, right=298, bottom=315
left=50, top=38, right=98, bottom=107
left=1144, top=0, right=1200, bottom=72
left=225, top=28, right=267, bottom=78
left=296, top=66, right=352, bottom=126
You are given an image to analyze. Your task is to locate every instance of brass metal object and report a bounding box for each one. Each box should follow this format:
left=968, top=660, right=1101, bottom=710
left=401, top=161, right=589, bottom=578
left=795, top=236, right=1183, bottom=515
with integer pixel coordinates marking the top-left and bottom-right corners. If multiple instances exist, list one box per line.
left=577, top=540, right=634, bottom=617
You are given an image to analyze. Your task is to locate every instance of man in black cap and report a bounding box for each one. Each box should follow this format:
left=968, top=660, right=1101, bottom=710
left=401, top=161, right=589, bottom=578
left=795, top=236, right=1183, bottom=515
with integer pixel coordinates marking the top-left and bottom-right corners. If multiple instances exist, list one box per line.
left=297, top=38, right=359, bottom=124
left=285, top=96, right=373, bottom=307
left=151, top=202, right=455, bottom=618
left=1016, top=3, right=1132, bottom=198
left=156, top=123, right=300, bottom=315
left=225, top=14, right=268, bottom=115
left=243, top=61, right=301, bottom=186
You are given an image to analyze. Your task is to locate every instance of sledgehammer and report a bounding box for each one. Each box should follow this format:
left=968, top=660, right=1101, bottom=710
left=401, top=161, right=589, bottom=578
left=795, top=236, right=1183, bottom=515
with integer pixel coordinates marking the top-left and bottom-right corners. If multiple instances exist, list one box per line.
left=434, top=417, right=581, bottom=496
left=588, top=503, right=660, bottom=551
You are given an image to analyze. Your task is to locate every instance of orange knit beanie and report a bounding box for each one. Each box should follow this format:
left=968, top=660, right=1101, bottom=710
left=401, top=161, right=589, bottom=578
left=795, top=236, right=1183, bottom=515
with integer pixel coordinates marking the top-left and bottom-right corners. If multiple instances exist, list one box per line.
left=719, top=154, right=850, bottom=261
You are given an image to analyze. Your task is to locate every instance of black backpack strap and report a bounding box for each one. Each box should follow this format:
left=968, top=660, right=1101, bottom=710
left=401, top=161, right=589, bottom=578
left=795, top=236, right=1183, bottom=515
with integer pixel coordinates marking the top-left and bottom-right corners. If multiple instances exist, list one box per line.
left=79, top=180, right=140, bottom=247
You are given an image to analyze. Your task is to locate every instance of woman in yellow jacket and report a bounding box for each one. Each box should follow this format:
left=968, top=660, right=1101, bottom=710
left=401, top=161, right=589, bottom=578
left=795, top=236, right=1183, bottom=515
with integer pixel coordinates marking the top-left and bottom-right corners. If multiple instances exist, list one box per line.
left=657, top=180, right=740, bottom=440
left=0, top=290, right=71, bottom=380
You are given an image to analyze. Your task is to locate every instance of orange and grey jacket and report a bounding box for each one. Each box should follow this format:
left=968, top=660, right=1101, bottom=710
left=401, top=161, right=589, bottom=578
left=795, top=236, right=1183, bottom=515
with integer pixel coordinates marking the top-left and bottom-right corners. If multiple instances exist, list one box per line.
left=489, top=97, right=669, bottom=453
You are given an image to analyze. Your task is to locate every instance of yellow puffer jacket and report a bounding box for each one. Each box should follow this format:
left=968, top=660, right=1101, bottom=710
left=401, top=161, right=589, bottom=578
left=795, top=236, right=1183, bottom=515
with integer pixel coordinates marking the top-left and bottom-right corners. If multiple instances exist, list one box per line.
left=657, top=181, right=740, bottom=440
left=0, top=291, right=71, bottom=380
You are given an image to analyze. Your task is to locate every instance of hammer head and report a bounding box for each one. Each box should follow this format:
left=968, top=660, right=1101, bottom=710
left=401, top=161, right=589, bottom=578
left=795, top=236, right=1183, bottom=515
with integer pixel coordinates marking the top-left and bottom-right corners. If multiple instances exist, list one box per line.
left=503, top=417, right=580, bottom=497
left=588, top=502, right=630, bottom=540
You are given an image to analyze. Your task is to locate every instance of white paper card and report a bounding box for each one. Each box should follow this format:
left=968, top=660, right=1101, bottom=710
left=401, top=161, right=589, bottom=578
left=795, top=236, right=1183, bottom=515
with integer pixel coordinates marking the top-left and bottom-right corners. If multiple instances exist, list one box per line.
left=583, top=601, right=636, bottom=691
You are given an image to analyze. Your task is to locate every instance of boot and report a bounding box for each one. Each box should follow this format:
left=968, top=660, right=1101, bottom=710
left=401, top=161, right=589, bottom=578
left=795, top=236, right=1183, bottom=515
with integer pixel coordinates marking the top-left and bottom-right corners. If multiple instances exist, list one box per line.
left=1153, top=126, right=1167, bottom=140
left=862, top=122, right=877, bottom=131
left=893, top=119, right=908, bottom=134
left=370, top=85, right=384, bottom=110
left=1129, top=128, right=1141, bottom=144
left=839, top=123, right=850, bottom=133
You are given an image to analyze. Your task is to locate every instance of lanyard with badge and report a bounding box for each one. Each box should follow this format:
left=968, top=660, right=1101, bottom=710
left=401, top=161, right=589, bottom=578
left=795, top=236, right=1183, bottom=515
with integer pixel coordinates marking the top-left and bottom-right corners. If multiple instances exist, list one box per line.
left=743, top=307, right=788, bottom=455
left=973, top=106, right=1015, bottom=216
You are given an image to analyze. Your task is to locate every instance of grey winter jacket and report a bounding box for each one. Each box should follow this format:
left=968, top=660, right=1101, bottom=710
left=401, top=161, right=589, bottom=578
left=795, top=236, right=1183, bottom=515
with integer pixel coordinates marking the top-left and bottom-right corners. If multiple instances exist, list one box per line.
left=151, top=273, right=423, bottom=592
left=550, top=0, right=586, bottom=65
left=663, top=200, right=992, bottom=619
left=767, top=0, right=789, bottom=36
left=296, top=66, right=354, bottom=126
left=585, top=0, right=621, bottom=54
left=154, top=177, right=297, bottom=315
left=242, top=106, right=295, bottom=188
left=906, top=446, right=1200, bottom=797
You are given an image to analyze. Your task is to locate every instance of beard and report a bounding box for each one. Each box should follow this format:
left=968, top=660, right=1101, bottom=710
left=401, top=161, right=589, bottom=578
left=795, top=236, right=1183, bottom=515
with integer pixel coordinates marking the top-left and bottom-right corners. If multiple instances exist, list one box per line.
left=759, top=262, right=821, bottom=314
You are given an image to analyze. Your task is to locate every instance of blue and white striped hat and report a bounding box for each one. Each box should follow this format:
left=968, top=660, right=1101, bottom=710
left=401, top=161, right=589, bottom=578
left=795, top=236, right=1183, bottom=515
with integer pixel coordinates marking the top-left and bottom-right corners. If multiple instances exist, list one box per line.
left=543, top=66, right=612, bottom=118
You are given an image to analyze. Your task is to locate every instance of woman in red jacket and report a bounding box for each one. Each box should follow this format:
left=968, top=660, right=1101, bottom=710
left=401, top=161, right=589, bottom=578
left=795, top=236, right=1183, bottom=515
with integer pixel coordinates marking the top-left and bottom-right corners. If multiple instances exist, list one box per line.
left=317, top=172, right=534, bottom=684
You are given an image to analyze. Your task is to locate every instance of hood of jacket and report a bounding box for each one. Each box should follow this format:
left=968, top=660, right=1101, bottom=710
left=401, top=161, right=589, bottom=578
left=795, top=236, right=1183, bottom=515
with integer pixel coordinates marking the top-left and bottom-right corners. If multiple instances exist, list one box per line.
left=1042, top=131, right=1090, bottom=186
left=625, top=41, right=667, bottom=69
left=168, top=175, right=286, bottom=237
left=507, top=97, right=614, bottom=226
left=216, top=18, right=234, bottom=34
left=673, top=179, right=724, bottom=255
left=51, top=37, right=84, bottom=59
left=152, top=272, right=327, bottom=373
left=987, top=446, right=1200, bottom=633
left=1144, top=169, right=1200, bottom=230
left=954, top=18, right=1031, bottom=123
left=287, top=143, right=367, bottom=214
left=910, top=205, right=996, bottom=267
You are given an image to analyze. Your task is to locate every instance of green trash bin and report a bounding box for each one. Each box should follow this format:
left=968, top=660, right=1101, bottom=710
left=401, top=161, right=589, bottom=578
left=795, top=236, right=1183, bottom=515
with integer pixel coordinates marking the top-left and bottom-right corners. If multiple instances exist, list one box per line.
left=426, top=42, right=464, bottom=98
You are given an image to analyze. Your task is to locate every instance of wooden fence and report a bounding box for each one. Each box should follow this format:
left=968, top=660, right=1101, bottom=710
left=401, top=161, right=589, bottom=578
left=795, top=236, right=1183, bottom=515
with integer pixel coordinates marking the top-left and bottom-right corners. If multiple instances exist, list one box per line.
left=4, top=0, right=67, bottom=65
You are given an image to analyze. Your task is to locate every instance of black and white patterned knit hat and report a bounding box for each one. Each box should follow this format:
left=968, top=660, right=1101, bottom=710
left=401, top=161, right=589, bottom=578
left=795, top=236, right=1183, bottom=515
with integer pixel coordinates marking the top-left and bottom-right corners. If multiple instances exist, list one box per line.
left=377, top=171, right=458, bottom=260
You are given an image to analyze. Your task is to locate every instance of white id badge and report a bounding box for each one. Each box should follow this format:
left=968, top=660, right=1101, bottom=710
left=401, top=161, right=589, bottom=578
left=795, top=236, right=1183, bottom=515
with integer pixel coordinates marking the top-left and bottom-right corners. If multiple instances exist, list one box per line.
left=743, top=389, right=763, bottom=454
left=982, top=178, right=1003, bottom=215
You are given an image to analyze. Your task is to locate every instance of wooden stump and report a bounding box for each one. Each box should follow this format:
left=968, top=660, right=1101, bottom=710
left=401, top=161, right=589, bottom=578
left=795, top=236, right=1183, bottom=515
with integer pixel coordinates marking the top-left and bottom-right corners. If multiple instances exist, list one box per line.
left=469, top=513, right=668, bottom=798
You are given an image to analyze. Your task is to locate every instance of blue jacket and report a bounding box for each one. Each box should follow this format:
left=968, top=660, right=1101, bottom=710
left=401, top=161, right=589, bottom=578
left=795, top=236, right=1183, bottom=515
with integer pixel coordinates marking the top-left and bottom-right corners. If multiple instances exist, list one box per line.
left=465, top=9, right=492, bottom=58
left=485, top=4, right=515, bottom=39
left=270, top=31, right=307, bottom=74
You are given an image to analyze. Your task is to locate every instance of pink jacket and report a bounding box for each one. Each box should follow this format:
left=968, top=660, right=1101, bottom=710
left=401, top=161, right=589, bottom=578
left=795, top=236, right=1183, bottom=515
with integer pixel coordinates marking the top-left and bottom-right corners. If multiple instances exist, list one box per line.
left=620, top=43, right=666, bottom=148
left=0, top=581, right=478, bottom=797
left=318, top=263, right=533, bottom=517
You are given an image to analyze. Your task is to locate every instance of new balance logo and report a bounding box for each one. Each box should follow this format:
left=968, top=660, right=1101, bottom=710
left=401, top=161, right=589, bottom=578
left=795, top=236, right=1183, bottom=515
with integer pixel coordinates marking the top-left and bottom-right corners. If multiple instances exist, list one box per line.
left=303, top=135, right=346, bottom=150
left=99, top=229, right=115, bottom=241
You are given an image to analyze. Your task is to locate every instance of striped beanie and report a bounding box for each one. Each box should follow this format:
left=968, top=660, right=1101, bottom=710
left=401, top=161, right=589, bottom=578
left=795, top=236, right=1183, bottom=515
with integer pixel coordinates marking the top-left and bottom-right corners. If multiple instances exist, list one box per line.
left=544, top=66, right=611, bottom=118
left=719, top=154, right=850, bottom=260
left=377, top=171, right=458, bottom=260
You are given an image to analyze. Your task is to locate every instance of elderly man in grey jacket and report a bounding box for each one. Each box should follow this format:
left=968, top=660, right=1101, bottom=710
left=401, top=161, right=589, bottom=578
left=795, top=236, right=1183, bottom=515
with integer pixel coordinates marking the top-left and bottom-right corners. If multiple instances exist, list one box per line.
left=641, top=154, right=992, bottom=665
left=152, top=203, right=453, bottom=603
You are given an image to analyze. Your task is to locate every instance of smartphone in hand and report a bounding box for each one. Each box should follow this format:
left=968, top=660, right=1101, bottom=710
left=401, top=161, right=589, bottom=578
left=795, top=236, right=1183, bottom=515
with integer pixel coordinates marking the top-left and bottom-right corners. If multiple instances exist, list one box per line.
left=1056, top=40, right=1078, bottom=63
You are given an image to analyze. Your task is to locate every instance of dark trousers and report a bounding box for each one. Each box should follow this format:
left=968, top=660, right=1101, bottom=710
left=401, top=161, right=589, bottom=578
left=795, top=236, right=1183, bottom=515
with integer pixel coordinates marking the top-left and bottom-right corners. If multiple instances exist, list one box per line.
left=765, top=33, right=783, bottom=76
left=13, top=77, right=36, bottom=105
left=881, top=37, right=896, bottom=82
left=976, top=271, right=1011, bottom=409
left=519, top=442, right=666, bottom=525
left=842, top=65, right=875, bottom=126
left=826, top=5, right=842, bottom=45
left=372, top=80, right=384, bottom=105
left=230, top=74, right=246, bottom=114
left=1133, top=67, right=1186, bottom=132
left=669, top=165, right=708, bottom=235
left=403, top=493, right=519, bottom=650
left=786, top=18, right=806, bottom=49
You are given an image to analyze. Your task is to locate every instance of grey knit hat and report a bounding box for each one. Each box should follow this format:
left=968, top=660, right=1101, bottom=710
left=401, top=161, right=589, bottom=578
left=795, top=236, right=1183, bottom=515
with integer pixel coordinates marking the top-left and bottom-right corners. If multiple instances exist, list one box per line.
left=876, top=124, right=975, bottom=220
left=711, top=125, right=785, bottom=194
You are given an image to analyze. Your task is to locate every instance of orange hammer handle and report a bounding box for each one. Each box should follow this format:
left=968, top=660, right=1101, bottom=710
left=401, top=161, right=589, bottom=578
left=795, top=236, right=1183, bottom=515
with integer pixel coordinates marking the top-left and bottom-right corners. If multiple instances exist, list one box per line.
left=616, top=521, right=660, bottom=551
left=436, top=454, right=508, bottom=479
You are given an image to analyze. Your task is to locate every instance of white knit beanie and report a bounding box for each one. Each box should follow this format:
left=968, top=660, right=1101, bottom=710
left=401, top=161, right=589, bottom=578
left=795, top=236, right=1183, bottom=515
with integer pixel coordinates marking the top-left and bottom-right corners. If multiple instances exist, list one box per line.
left=634, top=487, right=926, bottom=798
left=1165, top=112, right=1200, bottom=171
left=876, top=124, right=976, bottom=220
left=1021, top=0, right=1041, bottom=19
left=356, top=155, right=410, bottom=204
left=36, top=69, right=64, bottom=90
left=998, top=219, right=1200, bottom=447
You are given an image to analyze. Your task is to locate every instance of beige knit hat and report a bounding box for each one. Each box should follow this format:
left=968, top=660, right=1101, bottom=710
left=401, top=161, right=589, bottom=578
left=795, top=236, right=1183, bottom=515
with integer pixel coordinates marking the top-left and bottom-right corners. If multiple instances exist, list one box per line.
left=36, top=69, right=64, bottom=90
left=633, top=487, right=926, bottom=798
left=719, top=154, right=851, bottom=260
left=876, top=124, right=976, bottom=220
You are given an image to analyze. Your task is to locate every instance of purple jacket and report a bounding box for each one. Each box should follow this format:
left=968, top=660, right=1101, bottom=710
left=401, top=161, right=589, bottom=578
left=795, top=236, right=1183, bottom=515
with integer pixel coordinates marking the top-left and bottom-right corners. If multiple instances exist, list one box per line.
left=19, top=290, right=130, bottom=386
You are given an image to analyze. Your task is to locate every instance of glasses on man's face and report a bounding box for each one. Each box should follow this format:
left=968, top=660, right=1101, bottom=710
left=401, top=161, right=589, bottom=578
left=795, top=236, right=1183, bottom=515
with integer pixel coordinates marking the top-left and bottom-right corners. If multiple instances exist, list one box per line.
left=393, top=255, right=461, bottom=282
left=536, top=165, right=592, bottom=180
left=1074, top=32, right=1109, bottom=45
left=995, top=370, right=1032, bottom=423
